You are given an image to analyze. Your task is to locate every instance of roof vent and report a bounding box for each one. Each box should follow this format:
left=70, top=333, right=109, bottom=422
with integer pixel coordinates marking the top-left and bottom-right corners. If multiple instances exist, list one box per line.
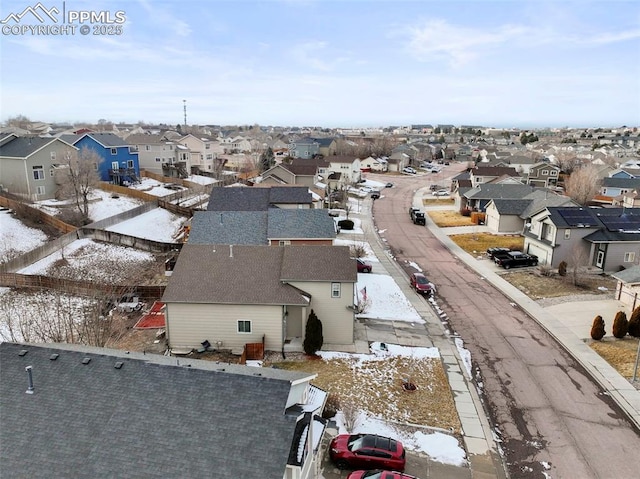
left=18, top=350, right=28, bottom=357
left=82, top=357, right=91, bottom=365
left=114, top=361, right=124, bottom=369
left=49, top=354, right=59, bottom=361
left=25, top=366, right=34, bottom=394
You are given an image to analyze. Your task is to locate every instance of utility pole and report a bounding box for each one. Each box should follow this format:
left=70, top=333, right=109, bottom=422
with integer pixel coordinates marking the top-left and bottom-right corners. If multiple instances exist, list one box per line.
left=183, top=99, right=187, bottom=127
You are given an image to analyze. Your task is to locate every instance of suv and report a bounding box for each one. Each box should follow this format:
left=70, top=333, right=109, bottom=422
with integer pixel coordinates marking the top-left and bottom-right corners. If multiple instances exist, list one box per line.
left=330, top=434, right=406, bottom=471
left=370, top=190, right=380, bottom=199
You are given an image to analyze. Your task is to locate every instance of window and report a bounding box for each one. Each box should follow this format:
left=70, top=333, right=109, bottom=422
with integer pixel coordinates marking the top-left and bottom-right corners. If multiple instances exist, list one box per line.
left=624, top=252, right=635, bottom=263
left=541, top=170, right=549, bottom=176
left=155, top=157, right=161, bottom=162
left=32, top=166, right=44, bottom=180
left=50, top=151, right=56, bottom=160
left=129, top=146, right=138, bottom=153
left=206, top=154, right=213, bottom=160
left=36, top=185, right=46, bottom=195
left=564, top=229, right=571, bottom=240
left=331, top=282, right=341, bottom=298
left=127, top=160, right=133, bottom=168
left=550, top=170, right=558, bottom=176
left=111, top=148, right=117, bottom=155
left=112, top=161, right=119, bottom=170
left=237, top=320, right=252, bottom=334
left=279, top=240, right=291, bottom=246
left=205, top=143, right=211, bottom=149
left=49, top=168, right=54, bottom=177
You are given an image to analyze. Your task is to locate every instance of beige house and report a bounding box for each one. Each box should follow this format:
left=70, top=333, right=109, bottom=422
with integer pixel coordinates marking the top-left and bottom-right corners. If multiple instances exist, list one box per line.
left=0, top=135, right=78, bottom=200
left=126, top=133, right=191, bottom=178
left=612, top=266, right=640, bottom=310
left=325, top=155, right=361, bottom=184
left=179, top=134, right=223, bottom=174
left=162, top=244, right=357, bottom=353
left=262, top=162, right=318, bottom=187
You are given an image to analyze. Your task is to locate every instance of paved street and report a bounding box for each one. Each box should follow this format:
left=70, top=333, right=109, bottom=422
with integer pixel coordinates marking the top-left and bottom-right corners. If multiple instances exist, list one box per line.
left=366, top=167, right=640, bottom=479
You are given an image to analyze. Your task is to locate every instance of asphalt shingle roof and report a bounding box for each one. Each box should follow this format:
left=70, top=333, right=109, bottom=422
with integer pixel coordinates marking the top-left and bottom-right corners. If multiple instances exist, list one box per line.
left=206, top=186, right=313, bottom=211
left=0, top=342, right=308, bottom=479
left=491, top=199, right=532, bottom=215
left=464, top=183, right=537, bottom=199
left=0, top=136, right=69, bottom=158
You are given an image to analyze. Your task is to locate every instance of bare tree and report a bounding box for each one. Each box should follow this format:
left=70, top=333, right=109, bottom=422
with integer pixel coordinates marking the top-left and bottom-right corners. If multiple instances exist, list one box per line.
left=567, top=244, right=590, bottom=286
left=57, top=147, right=103, bottom=223
left=564, top=164, right=601, bottom=205
left=5, top=114, right=31, bottom=130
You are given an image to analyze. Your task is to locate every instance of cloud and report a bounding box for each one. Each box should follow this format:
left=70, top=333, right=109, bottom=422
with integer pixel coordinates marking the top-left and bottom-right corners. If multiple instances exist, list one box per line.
left=137, top=0, right=192, bottom=37
left=290, top=41, right=333, bottom=71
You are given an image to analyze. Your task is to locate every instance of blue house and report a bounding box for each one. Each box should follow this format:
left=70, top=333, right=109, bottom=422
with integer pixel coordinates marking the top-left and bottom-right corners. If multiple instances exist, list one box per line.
left=61, top=132, right=140, bottom=185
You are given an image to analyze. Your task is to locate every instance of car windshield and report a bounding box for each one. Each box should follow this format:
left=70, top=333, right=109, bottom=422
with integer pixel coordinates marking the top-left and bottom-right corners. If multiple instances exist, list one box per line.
left=362, top=472, right=384, bottom=479
left=416, top=276, right=429, bottom=284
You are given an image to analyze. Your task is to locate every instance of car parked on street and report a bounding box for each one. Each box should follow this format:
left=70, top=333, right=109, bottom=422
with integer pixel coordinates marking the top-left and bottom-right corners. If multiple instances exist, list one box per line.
left=433, top=189, right=449, bottom=196
left=347, top=470, right=418, bottom=479
left=370, top=190, right=380, bottom=199
left=385, top=182, right=394, bottom=188
left=357, top=258, right=372, bottom=273
left=329, top=434, right=406, bottom=471
left=402, top=167, right=416, bottom=174
left=409, top=272, right=435, bottom=296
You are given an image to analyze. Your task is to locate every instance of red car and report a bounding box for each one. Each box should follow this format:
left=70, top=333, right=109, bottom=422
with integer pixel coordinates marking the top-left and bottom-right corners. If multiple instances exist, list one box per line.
left=347, top=470, right=418, bottom=479
left=329, top=434, right=406, bottom=471
left=357, top=258, right=372, bottom=273
left=409, top=272, right=434, bottom=296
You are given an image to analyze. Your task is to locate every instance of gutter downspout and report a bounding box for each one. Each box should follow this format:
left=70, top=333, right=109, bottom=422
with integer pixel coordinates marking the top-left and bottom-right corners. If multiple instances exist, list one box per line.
left=282, top=305, right=287, bottom=359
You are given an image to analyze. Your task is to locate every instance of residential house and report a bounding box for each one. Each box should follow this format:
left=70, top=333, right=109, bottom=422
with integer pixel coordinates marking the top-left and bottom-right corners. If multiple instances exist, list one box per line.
left=60, top=132, right=140, bottom=185
left=526, top=162, right=561, bottom=188
left=162, top=245, right=357, bottom=351
left=207, top=185, right=313, bottom=210
left=325, top=155, right=361, bottom=185
left=0, top=341, right=326, bottom=479
left=188, top=209, right=337, bottom=246
left=359, top=156, right=388, bottom=172
left=289, top=138, right=320, bottom=159
left=460, top=183, right=535, bottom=212
left=468, top=166, right=520, bottom=187
left=0, top=135, right=78, bottom=200
left=179, top=134, right=223, bottom=174
left=611, top=266, right=640, bottom=310
left=524, top=206, right=640, bottom=272
left=261, top=162, right=319, bottom=188
left=484, top=190, right=577, bottom=233
left=126, top=134, right=191, bottom=178
left=314, top=138, right=337, bottom=157
left=599, top=177, right=640, bottom=202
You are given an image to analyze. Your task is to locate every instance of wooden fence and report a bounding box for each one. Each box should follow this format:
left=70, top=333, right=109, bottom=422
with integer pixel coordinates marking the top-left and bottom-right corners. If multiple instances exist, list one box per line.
left=240, top=335, right=265, bottom=364
left=0, top=272, right=165, bottom=299
left=0, top=193, right=77, bottom=234
left=97, top=182, right=158, bottom=202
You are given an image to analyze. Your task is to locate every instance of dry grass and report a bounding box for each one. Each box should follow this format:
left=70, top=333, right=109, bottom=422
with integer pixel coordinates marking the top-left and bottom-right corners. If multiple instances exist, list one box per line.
left=266, top=354, right=461, bottom=433
left=590, top=337, right=640, bottom=379
left=422, top=198, right=455, bottom=206
left=503, top=270, right=618, bottom=299
left=450, top=232, right=524, bottom=255
left=428, top=211, right=475, bottom=227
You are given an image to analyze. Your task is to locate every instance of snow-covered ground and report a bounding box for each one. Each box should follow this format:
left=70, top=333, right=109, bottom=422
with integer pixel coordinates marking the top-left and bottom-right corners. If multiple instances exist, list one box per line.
left=0, top=208, right=49, bottom=260
left=35, top=189, right=144, bottom=222
left=106, top=208, right=187, bottom=242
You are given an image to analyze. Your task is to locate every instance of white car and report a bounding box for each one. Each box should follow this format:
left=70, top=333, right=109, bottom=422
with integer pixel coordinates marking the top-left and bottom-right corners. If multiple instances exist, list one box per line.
left=433, top=189, right=450, bottom=196
left=403, top=167, right=417, bottom=174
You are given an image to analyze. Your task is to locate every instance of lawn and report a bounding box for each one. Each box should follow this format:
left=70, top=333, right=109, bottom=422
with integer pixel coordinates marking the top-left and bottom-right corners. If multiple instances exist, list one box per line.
left=423, top=198, right=455, bottom=206
left=428, top=211, right=475, bottom=227
left=265, top=350, right=462, bottom=433
left=449, top=232, right=524, bottom=255
left=501, top=270, right=618, bottom=299
left=590, top=337, right=640, bottom=380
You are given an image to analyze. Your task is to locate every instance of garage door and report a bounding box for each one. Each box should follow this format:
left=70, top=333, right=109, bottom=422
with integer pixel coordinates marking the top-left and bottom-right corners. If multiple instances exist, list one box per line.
left=526, top=242, right=550, bottom=265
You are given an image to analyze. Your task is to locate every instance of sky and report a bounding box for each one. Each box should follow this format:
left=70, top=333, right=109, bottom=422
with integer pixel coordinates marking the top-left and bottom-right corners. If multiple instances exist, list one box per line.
left=1, top=1, right=639, bottom=125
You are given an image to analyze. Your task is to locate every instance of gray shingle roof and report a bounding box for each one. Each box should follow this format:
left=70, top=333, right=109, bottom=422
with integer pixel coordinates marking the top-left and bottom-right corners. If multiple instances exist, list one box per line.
left=62, top=132, right=129, bottom=147
left=206, top=186, right=312, bottom=211
left=188, top=210, right=336, bottom=245
left=464, top=183, right=537, bottom=199
left=602, top=177, right=640, bottom=188
left=491, top=199, right=532, bottom=215
left=162, top=245, right=354, bottom=304
left=0, top=136, right=72, bottom=158
left=611, top=265, right=640, bottom=283
left=0, top=342, right=309, bottom=479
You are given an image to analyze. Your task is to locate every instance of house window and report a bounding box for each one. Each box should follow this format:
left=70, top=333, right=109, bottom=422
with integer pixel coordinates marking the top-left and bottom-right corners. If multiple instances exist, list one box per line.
left=49, top=168, right=54, bottom=177
left=146, top=145, right=151, bottom=151
left=32, top=166, right=44, bottom=180
left=205, top=143, right=211, bottom=149
left=550, top=170, right=558, bottom=176
left=155, top=157, right=161, bottom=162
left=624, top=252, right=635, bottom=263
left=127, top=160, right=134, bottom=168
left=564, top=229, right=571, bottom=240
left=50, top=151, right=56, bottom=160
left=237, top=320, right=252, bottom=334
left=331, top=282, right=341, bottom=298
left=36, top=185, right=46, bottom=195
left=112, top=161, right=119, bottom=170
left=111, top=148, right=117, bottom=155
left=541, top=170, right=549, bottom=175
left=206, top=154, right=213, bottom=160
left=279, top=240, right=291, bottom=246
left=128, top=146, right=138, bottom=153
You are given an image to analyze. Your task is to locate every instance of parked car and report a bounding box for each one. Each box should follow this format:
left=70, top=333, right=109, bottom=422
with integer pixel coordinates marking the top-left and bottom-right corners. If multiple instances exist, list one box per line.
left=492, top=249, right=522, bottom=263
left=486, top=247, right=511, bottom=259
left=409, top=272, right=435, bottom=296
left=409, top=207, right=423, bottom=223
left=117, top=293, right=143, bottom=313
left=357, top=258, right=372, bottom=273
left=429, top=184, right=443, bottom=191
left=409, top=207, right=420, bottom=219
left=495, top=251, right=538, bottom=269
left=433, top=189, right=449, bottom=196
left=412, top=212, right=425, bottom=225
left=402, top=167, right=416, bottom=174
left=370, top=190, right=380, bottom=199
left=385, top=183, right=394, bottom=188
left=347, top=470, right=418, bottom=479
left=329, top=434, right=406, bottom=471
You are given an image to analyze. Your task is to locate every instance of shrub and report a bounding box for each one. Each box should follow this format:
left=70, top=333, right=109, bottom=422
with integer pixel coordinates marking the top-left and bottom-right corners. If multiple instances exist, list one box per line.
left=460, top=208, right=472, bottom=217
left=590, top=315, right=606, bottom=340
left=612, top=311, right=629, bottom=339
left=538, top=265, right=555, bottom=277
left=322, top=393, right=340, bottom=419
left=338, top=219, right=354, bottom=230
left=303, top=309, right=323, bottom=355
left=558, top=261, right=567, bottom=276
left=349, top=242, right=367, bottom=258
left=628, top=306, right=640, bottom=337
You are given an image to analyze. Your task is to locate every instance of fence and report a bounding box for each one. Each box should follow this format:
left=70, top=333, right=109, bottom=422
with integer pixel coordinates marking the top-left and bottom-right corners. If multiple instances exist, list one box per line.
left=82, top=229, right=182, bottom=254
left=240, top=335, right=265, bottom=364
left=0, top=272, right=165, bottom=299
left=97, top=182, right=158, bottom=202
left=0, top=194, right=77, bottom=234
left=0, top=230, right=81, bottom=273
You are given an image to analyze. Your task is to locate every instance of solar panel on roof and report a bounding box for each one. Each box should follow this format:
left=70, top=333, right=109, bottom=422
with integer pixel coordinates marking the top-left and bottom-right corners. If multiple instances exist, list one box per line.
left=558, top=209, right=594, bottom=226
left=599, top=214, right=640, bottom=232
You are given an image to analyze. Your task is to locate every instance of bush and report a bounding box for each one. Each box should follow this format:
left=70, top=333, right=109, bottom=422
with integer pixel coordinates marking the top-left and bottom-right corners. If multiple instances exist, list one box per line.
left=612, top=311, right=628, bottom=339
left=303, top=309, right=323, bottom=355
left=349, top=242, right=367, bottom=258
left=338, top=219, right=354, bottom=230
left=628, top=307, right=640, bottom=337
left=322, top=393, right=340, bottom=419
left=558, top=261, right=567, bottom=276
left=590, top=315, right=606, bottom=340
left=460, top=208, right=472, bottom=217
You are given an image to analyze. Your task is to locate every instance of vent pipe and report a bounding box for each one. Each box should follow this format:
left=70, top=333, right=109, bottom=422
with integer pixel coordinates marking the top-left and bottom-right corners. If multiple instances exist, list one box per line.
left=229, top=244, right=234, bottom=258
left=25, top=366, right=34, bottom=394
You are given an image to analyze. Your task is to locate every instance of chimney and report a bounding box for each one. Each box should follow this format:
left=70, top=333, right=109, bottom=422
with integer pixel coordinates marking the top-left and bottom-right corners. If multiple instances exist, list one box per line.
left=229, top=244, right=234, bottom=258
left=25, top=366, right=34, bottom=394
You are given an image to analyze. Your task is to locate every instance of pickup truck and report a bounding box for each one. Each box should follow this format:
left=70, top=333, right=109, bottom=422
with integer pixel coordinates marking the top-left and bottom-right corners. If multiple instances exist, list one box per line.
left=495, top=251, right=539, bottom=269
left=487, top=247, right=512, bottom=260
left=409, top=207, right=425, bottom=225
